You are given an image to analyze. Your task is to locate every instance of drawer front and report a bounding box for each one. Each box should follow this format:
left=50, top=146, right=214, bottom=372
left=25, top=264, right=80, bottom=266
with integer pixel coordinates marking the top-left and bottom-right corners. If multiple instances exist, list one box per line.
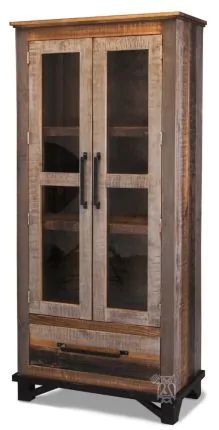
left=29, top=322, right=160, bottom=381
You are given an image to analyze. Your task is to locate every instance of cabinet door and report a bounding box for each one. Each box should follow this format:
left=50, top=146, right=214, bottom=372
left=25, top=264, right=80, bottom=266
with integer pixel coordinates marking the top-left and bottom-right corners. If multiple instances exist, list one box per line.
left=28, top=39, right=92, bottom=319
left=93, top=36, right=162, bottom=326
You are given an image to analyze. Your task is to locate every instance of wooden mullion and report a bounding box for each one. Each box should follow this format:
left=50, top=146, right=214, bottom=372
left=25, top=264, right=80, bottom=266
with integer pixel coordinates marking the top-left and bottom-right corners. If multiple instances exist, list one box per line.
left=39, top=172, right=80, bottom=187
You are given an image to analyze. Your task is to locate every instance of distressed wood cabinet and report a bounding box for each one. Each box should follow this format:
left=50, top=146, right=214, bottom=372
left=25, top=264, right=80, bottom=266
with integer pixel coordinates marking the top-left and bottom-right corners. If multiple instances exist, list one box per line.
left=10, top=12, right=206, bottom=424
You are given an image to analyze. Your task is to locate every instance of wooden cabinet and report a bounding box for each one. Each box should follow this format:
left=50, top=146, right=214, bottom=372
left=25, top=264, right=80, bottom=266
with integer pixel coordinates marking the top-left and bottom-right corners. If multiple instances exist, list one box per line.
left=10, top=12, right=206, bottom=424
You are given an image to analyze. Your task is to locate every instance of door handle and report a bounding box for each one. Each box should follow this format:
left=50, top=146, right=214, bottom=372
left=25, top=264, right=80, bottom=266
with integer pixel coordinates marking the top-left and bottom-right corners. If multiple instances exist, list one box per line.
left=93, top=152, right=101, bottom=209
left=80, top=152, right=87, bottom=209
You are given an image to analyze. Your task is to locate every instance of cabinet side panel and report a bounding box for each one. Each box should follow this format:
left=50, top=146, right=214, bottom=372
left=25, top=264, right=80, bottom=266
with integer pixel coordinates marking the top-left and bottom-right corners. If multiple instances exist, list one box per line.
left=188, top=24, right=203, bottom=378
left=16, top=29, right=29, bottom=372
left=161, top=20, right=204, bottom=391
left=161, top=20, right=182, bottom=391
left=179, top=22, right=203, bottom=387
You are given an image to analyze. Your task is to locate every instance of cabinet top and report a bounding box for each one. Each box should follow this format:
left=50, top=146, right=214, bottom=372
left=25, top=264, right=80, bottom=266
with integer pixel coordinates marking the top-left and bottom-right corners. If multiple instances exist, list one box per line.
left=10, top=11, right=207, bottom=28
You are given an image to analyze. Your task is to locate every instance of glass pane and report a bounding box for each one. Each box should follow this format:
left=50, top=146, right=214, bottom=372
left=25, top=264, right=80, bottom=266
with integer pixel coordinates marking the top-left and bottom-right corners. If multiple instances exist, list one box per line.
left=107, top=188, right=148, bottom=311
left=107, top=50, right=148, bottom=174
left=42, top=186, right=79, bottom=304
left=42, top=53, right=80, bottom=172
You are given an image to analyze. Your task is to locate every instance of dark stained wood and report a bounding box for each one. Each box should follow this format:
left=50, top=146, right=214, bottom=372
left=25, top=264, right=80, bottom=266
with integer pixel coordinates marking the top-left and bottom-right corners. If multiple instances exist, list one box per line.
left=181, top=21, right=192, bottom=387
left=188, top=24, right=203, bottom=380
left=193, top=25, right=203, bottom=376
left=16, top=29, right=29, bottom=373
left=43, top=213, right=148, bottom=235
left=109, top=216, right=148, bottom=235
left=109, top=126, right=148, bottom=138
left=43, top=213, right=79, bottom=232
left=30, top=344, right=159, bottom=380
left=43, top=126, right=79, bottom=136
left=10, top=12, right=207, bottom=28
left=24, top=364, right=158, bottom=393
left=29, top=313, right=160, bottom=337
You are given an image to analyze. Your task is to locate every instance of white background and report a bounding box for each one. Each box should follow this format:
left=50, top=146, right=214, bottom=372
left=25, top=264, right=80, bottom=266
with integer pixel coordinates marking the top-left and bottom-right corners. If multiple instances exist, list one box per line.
left=0, top=0, right=218, bottom=428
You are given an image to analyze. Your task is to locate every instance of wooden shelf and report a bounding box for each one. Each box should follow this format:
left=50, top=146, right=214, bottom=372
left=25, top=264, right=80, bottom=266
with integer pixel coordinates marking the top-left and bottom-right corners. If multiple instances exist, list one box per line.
left=43, top=214, right=148, bottom=235
left=43, top=213, right=79, bottom=232
left=109, top=126, right=148, bottom=138
left=109, top=216, right=148, bottom=235
left=43, top=126, right=79, bottom=137
left=43, top=126, right=148, bottom=138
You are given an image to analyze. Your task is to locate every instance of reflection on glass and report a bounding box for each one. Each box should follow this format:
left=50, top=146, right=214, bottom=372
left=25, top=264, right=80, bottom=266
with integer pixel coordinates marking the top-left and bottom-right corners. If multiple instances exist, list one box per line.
left=42, top=186, right=79, bottom=304
left=107, top=188, right=148, bottom=311
left=107, top=50, right=148, bottom=174
left=42, top=53, right=80, bottom=172
left=43, top=136, right=79, bottom=173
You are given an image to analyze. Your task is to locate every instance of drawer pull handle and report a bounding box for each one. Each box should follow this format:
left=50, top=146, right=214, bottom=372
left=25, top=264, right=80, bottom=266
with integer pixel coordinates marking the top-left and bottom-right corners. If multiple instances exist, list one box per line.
left=57, top=343, right=128, bottom=359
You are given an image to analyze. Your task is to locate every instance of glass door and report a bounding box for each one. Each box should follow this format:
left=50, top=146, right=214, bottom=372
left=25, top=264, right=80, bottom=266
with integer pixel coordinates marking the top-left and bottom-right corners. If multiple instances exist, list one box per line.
left=28, top=39, right=92, bottom=319
left=93, top=36, right=162, bottom=326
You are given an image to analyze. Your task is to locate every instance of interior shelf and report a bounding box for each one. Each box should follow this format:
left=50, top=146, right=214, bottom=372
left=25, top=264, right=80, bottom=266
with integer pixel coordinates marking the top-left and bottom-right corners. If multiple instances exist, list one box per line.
left=43, top=126, right=148, bottom=138
left=109, top=126, right=148, bottom=138
left=43, top=126, right=79, bottom=137
left=109, top=216, right=148, bottom=235
left=43, top=214, right=148, bottom=235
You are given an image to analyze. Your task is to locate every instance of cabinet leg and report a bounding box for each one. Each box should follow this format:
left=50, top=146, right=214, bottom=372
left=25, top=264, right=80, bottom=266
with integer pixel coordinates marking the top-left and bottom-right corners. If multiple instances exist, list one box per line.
left=161, top=399, right=182, bottom=425
left=186, top=380, right=201, bottom=399
left=18, top=380, right=35, bottom=401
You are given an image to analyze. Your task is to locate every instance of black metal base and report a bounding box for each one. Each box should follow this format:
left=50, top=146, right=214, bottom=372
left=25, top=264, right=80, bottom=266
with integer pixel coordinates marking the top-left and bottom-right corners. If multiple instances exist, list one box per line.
left=12, top=369, right=205, bottom=425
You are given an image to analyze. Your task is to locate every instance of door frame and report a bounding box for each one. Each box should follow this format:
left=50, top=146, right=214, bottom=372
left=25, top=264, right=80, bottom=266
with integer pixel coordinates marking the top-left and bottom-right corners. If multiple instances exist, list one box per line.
left=92, top=35, right=162, bottom=326
left=28, top=38, right=93, bottom=319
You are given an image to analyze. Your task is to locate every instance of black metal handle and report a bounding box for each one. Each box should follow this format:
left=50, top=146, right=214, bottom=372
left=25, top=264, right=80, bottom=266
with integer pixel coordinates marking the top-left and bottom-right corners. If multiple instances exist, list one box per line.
left=93, top=152, right=101, bottom=209
left=80, top=152, right=87, bottom=209
left=57, top=343, right=128, bottom=358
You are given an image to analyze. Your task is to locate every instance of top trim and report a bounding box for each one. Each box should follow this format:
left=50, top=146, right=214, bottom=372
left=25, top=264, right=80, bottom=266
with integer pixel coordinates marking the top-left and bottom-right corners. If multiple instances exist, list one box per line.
left=10, top=12, right=207, bottom=28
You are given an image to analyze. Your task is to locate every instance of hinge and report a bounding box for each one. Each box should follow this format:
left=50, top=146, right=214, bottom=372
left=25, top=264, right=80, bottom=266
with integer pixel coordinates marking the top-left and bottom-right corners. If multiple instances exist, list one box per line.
left=27, top=131, right=30, bottom=145
left=27, top=212, right=30, bottom=226
left=160, top=131, right=163, bottom=146
left=159, top=217, right=162, bottom=234
left=28, top=290, right=30, bottom=304
left=27, top=51, right=30, bottom=65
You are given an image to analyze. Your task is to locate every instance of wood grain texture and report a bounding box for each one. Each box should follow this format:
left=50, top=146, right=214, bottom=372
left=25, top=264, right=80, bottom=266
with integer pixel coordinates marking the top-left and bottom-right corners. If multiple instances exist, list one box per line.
left=109, top=216, right=148, bottom=235
left=23, top=22, right=162, bottom=43
left=147, top=35, right=162, bottom=322
left=29, top=39, right=42, bottom=304
left=28, top=38, right=93, bottom=320
left=10, top=12, right=207, bottom=28
left=93, top=35, right=162, bottom=326
left=30, top=301, right=81, bottom=318
left=106, top=174, right=149, bottom=188
left=23, top=364, right=158, bottom=393
left=105, top=308, right=160, bottom=327
left=161, top=20, right=184, bottom=392
left=161, top=20, right=204, bottom=391
left=16, top=29, right=29, bottom=373
left=180, top=20, right=191, bottom=388
left=30, top=324, right=160, bottom=355
left=29, top=344, right=159, bottom=380
left=29, top=313, right=160, bottom=336
left=193, top=25, right=203, bottom=376
left=182, top=24, right=203, bottom=384
left=40, top=172, right=79, bottom=187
